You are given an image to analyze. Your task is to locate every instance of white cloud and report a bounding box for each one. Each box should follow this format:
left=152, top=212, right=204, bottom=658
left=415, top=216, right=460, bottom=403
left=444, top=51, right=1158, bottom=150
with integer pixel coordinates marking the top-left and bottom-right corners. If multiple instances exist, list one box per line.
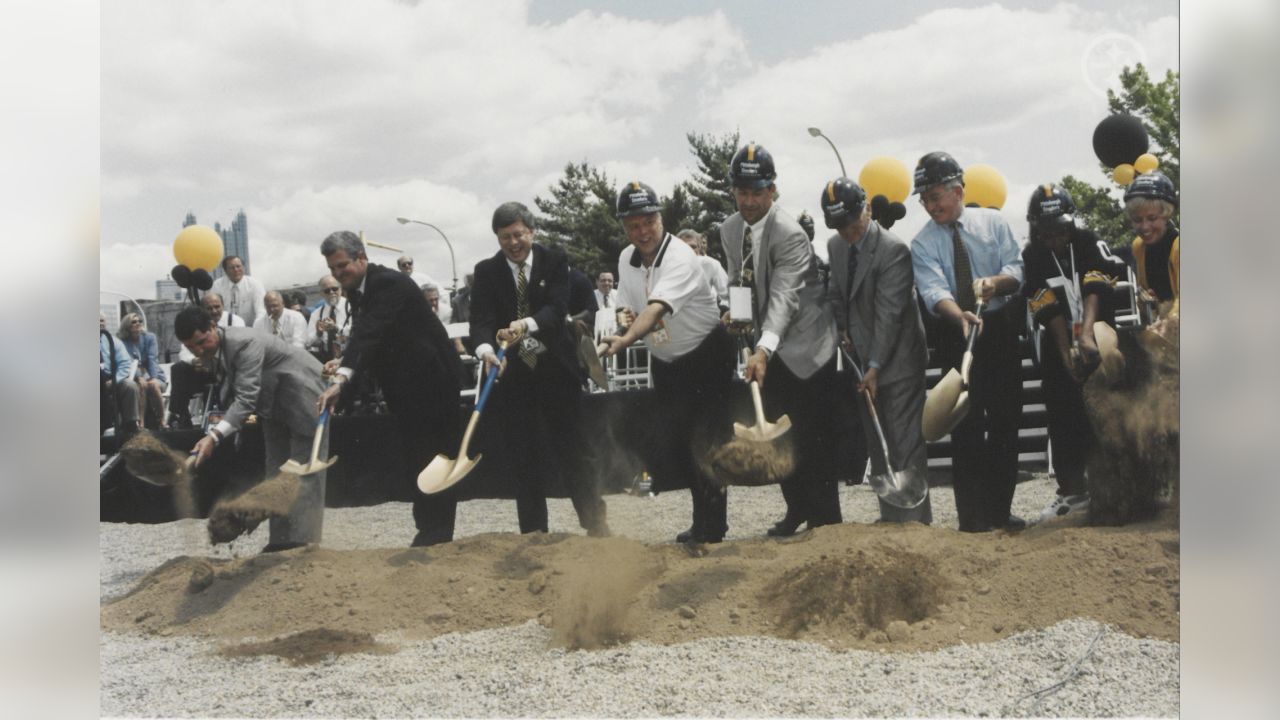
left=101, top=1, right=1177, bottom=298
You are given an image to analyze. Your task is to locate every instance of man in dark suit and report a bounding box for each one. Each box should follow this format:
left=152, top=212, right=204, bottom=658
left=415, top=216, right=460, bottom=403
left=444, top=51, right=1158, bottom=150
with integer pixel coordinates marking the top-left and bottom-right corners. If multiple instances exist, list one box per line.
left=178, top=306, right=329, bottom=552
left=316, top=231, right=463, bottom=547
left=822, top=177, right=932, bottom=524
left=469, top=202, right=609, bottom=537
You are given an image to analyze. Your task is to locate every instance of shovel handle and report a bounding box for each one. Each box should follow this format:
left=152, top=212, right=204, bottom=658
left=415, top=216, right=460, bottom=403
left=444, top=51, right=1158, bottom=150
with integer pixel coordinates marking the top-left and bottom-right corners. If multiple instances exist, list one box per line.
left=740, top=346, right=769, bottom=425
left=841, top=348, right=896, bottom=471
left=960, top=300, right=984, bottom=386
left=475, top=343, right=507, bottom=413
left=308, top=408, right=330, bottom=463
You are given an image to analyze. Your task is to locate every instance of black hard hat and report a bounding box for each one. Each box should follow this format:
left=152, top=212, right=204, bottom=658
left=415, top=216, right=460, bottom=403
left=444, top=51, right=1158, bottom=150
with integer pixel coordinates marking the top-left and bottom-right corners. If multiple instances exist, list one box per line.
left=820, top=177, right=868, bottom=229
left=1026, top=183, right=1077, bottom=227
left=730, top=142, right=777, bottom=189
left=616, top=181, right=662, bottom=218
left=912, top=151, right=964, bottom=194
left=1123, top=170, right=1178, bottom=208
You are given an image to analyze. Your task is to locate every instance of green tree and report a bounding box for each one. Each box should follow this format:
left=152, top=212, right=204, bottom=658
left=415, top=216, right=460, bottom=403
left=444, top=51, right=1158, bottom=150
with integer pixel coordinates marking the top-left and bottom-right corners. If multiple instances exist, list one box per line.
left=1065, top=64, right=1179, bottom=249
left=660, top=184, right=700, bottom=236
left=533, top=162, right=624, bottom=276
left=681, top=130, right=741, bottom=262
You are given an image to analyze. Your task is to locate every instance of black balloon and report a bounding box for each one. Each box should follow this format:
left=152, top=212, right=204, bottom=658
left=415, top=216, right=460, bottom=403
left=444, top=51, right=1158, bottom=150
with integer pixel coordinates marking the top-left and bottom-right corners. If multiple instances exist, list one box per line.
left=171, top=264, right=192, bottom=288
left=1092, top=114, right=1149, bottom=168
left=890, top=202, right=906, bottom=220
left=870, top=194, right=890, bottom=219
left=191, top=268, right=214, bottom=291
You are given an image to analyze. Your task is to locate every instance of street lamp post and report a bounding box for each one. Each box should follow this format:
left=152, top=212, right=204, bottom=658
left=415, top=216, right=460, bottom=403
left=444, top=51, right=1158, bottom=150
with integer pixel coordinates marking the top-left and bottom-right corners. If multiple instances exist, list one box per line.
left=395, top=217, right=458, bottom=298
left=807, top=126, right=847, bottom=177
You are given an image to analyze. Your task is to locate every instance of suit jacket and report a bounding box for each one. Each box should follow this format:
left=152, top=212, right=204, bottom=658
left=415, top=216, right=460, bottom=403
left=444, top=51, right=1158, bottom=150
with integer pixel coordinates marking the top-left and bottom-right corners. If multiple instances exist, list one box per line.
left=340, top=263, right=462, bottom=405
left=825, top=222, right=928, bottom=386
left=721, top=204, right=836, bottom=379
left=469, top=244, right=580, bottom=378
left=217, top=327, right=326, bottom=438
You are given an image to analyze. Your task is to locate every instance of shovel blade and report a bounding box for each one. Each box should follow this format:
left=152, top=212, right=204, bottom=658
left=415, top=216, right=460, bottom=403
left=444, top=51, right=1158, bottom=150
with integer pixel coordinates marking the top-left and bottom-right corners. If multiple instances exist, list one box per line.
left=922, top=368, right=965, bottom=441
left=868, top=465, right=930, bottom=509
left=417, top=453, right=457, bottom=494
left=732, top=413, right=792, bottom=443
left=279, top=455, right=339, bottom=476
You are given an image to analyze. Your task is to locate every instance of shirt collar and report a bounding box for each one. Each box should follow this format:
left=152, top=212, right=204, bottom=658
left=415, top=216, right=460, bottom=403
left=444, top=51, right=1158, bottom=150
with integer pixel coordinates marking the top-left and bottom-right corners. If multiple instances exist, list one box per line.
left=505, top=251, right=533, bottom=274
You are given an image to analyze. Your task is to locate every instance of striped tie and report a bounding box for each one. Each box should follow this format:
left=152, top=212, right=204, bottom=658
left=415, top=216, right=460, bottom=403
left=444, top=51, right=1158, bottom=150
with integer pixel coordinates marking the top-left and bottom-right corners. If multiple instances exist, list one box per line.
left=516, top=263, right=537, bottom=369
left=950, top=222, right=976, bottom=312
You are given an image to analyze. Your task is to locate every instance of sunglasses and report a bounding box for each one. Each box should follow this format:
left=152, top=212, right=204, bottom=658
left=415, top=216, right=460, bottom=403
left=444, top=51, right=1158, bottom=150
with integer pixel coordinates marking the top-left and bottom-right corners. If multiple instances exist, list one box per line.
left=322, top=288, right=341, bottom=294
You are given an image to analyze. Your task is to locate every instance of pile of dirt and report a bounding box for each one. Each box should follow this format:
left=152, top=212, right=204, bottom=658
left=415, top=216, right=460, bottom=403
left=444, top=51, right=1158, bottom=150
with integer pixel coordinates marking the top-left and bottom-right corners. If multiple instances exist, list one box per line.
left=207, top=473, right=302, bottom=544
left=219, top=628, right=394, bottom=665
left=102, top=509, right=1179, bottom=655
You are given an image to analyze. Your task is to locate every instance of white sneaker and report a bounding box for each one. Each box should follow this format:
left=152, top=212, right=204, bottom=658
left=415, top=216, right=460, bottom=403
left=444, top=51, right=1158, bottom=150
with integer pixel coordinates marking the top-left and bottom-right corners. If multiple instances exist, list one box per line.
left=1039, top=493, right=1090, bottom=522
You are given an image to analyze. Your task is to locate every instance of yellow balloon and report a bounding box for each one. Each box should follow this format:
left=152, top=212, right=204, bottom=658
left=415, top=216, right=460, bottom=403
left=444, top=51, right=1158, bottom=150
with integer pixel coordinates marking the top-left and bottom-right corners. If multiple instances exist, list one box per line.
left=1112, top=163, right=1136, bottom=186
left=173, top=225, right=224, bottom=272
left=858, top=156, right=912, bottom=203
left=1134, top=153, right=1159, bottom=174
left=963, top=164, right=1008, bottom=209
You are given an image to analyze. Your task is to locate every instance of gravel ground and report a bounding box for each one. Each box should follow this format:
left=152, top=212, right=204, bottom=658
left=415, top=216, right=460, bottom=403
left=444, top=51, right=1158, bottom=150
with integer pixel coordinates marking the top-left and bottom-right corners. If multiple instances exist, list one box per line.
left=100, top=475, right=1180, bottom=718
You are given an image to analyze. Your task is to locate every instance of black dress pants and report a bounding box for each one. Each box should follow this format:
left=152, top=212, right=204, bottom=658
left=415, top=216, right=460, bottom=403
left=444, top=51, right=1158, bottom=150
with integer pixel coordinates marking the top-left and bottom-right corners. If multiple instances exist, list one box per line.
left=762, top=353, right=843, bottom=528
left=936, top=305, right=1022, bottom=530
left=649, top=326, right=735, bottom=539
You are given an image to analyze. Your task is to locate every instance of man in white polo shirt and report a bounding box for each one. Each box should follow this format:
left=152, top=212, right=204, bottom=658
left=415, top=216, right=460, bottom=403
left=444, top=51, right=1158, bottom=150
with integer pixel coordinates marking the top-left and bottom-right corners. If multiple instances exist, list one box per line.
left=601, top=181, right=735, bottom=544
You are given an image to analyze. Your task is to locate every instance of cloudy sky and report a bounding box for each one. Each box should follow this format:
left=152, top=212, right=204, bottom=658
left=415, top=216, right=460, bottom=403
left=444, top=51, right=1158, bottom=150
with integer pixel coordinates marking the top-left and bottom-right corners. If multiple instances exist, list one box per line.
left=101, top=0, right=1178, bottom=300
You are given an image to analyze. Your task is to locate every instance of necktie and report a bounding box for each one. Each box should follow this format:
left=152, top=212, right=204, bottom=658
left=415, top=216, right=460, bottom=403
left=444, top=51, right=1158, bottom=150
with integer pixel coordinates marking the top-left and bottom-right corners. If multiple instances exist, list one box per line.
left=602, top=293, right=610, bottom=308
left=272, top=317, right=280, bottom=336
left=515, top=263, right=538, bottom=369
left=846, top=244, right=859, bottom=299
left=230, top=285, right=239, bottom=317
left=739, top=226, right=755, bottom=287
left=348, top=289, right=362, bottom=318
left=950, top=222, right=976, bottom=312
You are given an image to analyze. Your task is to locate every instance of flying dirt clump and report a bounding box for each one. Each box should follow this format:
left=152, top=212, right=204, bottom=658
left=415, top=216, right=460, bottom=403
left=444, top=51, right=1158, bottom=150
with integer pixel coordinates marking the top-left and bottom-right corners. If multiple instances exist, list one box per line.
left=119, top=431, right=197, bottom=517
left=550, top=540, right=657, bottom=650
left=701, top=435, right=796, bottom=489
left=761, top=547, right=948, bottom=639
left=207, top=473, right=302, bottom=544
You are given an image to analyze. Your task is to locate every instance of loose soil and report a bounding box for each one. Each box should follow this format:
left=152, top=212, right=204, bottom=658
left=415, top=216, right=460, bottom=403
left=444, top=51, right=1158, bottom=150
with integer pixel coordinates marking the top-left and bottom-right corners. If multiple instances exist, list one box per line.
left=102, top=508, right=1179, bottom=659
left=206, top=473, right=302, bottom=545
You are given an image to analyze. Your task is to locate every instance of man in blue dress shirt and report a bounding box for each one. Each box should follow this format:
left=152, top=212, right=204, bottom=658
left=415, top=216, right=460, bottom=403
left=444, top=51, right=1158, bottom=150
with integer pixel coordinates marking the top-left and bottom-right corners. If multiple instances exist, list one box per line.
left=910, top=152, right=1025, bottom=533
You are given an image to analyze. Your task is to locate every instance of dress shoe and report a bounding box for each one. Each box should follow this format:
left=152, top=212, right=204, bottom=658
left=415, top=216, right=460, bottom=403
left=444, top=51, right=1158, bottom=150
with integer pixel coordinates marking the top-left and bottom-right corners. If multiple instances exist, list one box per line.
left=587, top=522, right=612, bottom=538
left=958, top=522, right=995, bottom=533
left=262, top=541, right=306, bottom=553
left=1003, top=514, right=1028, bottom=531
left=766, top=516, right=804, bottom=537
left=676, top=527, right=723, bottom=544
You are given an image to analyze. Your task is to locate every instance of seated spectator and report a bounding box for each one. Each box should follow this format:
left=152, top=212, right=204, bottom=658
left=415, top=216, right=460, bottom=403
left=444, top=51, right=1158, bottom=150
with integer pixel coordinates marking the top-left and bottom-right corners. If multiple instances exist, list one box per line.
left=203, top=291, right=247, bottom=328
left=100, top=313, right=140, bottom=439
left=117, top=312, right=168, bottom=429
left=306, top=274, right=351, bottom=363
left=423, top=283, right=467, bottom=356
left=286, top=290, right=312, bottom=321
left=255, top=290, right=308, bottom=349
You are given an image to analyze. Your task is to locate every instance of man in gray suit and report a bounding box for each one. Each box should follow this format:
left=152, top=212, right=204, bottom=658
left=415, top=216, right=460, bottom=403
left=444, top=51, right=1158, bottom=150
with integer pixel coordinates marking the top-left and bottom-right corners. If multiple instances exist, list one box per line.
left=177, top=305, right=329, bottom=552
left=821, top=177, right=933, bottom=524
left=721, top=142, right=842, bottom=536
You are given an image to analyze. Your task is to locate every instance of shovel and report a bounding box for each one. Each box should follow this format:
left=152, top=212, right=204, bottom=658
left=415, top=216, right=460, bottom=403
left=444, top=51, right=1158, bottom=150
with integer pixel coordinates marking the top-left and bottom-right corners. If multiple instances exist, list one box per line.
left=577, top=334, right=610, bottom=388
left=733, top=347, right=792, bottom=442
left=842, top=349, right=928, bottom=509
left=922, top=299, right=984, bottom=442
left=280, top=408, right=339, bottom=475
left=418, top=342, right=507, bottom=494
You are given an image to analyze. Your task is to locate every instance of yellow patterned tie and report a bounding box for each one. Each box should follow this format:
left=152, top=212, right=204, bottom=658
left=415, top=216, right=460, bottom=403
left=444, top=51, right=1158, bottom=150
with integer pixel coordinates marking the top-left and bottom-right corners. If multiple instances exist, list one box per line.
left=516, top=263, right=538, bottom=369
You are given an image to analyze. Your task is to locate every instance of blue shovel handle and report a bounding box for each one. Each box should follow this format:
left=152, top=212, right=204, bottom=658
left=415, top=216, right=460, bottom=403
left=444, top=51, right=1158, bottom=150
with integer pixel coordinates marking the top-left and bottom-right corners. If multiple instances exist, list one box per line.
left=316, top=407, right=330, bottom=426
left=475, top=344, right=507, bottom=413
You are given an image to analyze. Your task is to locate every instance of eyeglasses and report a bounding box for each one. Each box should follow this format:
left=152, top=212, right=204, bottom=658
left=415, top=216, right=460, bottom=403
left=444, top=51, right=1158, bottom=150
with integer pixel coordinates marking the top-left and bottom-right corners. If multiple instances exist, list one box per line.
left=399, top=262, right=413, bottom=269
left=322, top=287, right=341, bottom=294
